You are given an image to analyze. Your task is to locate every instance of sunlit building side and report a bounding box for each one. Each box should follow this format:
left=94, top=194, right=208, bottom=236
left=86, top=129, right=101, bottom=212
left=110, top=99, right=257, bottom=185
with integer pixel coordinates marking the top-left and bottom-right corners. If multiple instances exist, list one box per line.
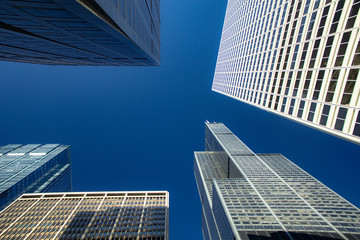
left=194, top=122, right=360, bottom=240
left=213, top=0, right=360, bottom=144
left=0, top=191, right=169, bottom=240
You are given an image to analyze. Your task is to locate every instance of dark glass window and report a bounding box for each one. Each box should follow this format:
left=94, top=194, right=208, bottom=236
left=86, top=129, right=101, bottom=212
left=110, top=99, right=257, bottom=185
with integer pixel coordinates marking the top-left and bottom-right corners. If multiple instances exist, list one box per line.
left=353, top=112, right=360, bottom=136
left=341, top=69, right=358, bottom=105
left=346, top=1, right=360, bottom=29
left=320, top=105, right=331, bottom=126
left=289, top=99, right=296, bottom=115
left=352, top=41, right=360, bottom=66
left=297, top=100, right=305, bottom=118
left=335, top=108, right=348, bottom=131
left=308, top=103, right=317, bottom=122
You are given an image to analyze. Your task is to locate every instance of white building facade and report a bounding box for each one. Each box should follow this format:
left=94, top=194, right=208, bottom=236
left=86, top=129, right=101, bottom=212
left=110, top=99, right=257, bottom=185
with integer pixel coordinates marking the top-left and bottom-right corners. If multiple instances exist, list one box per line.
left=213, top=0, right=360, bottom=144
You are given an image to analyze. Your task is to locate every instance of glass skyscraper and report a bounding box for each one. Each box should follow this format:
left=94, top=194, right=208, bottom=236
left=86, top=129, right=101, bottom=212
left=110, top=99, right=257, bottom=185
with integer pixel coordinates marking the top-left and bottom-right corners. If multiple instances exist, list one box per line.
left=0, top=144, right=72, bottom=210
left=0, top=191, right=169, bottom=240
left=194, top=122, right=360, bottom=240
left=213, top=0, right=360, bottom=144
left=0, top=0, right=160, bottom=66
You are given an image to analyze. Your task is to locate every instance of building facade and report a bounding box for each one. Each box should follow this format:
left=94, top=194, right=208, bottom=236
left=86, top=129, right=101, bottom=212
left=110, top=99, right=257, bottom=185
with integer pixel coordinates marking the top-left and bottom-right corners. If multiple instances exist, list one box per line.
left=0, top=191, right=169, bottom=240
left=194, top=122, right=360, bottom=240
left=0, top=0, right=160, bottom=66
left=0, top=144, right=72, bottom=210
left=213, top=0, right=360, bottom=144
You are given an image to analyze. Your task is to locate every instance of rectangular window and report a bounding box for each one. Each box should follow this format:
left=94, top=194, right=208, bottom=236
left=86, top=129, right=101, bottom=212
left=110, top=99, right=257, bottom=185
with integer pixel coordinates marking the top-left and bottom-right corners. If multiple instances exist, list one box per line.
left=307, top=103, right=317, bottom=121
left=352, top=41, right=360, bottom=66
left=325, top=70, right=340, bottom=102
left=341, top=69, right=358, bottom=105
left=320, top=105, right=331, bottom=126
left=330, top=0, right=345, bottom=33
left=297, top=100, right=305, bottom=118
left=288, top=99, right=296, bottom=115
left=321, top=36, right=334, bottom=67
left=313, top=70, right=325, bottom=100
left=353, top=111, right=360, bottom=136
left=317, top=6, right=330, bottom=37
left=346, top=1, right=360, bottom=29
left=335, top=32, right=351, bottom=67
left=334, top=107, right=348, bottom=131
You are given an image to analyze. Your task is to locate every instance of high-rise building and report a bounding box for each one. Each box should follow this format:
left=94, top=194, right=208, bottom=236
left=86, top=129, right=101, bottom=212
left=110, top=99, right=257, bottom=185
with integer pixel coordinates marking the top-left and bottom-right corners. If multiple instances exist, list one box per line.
left=194, top=122, right=360, bottom=240
left=0, top=144, right=72, bottom=210
left=0, top=0, right=160, bottom=66
left=0, top=191, right=169, bottom=240
left=213, top=0, right=360, bottom=144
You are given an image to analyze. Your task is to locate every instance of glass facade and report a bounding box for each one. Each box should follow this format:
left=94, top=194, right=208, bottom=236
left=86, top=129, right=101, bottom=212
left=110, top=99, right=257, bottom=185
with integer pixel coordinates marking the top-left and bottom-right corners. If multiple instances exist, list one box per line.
left=194, top=122, right=360, bottom=240
left=0, top=144, right=72, bottom=210
left=0, top=0, right=160, bottom=66
left=213, top=0, right=360, bottom=144
left=0, top=191, right=169, bottom=240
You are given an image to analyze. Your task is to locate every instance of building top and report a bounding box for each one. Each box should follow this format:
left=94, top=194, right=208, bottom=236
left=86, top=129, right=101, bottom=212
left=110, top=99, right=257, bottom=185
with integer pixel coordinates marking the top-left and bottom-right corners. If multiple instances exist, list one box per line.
left=18, top=191, right=169, bottom=202
left=195, top=122, right=360, bottom=240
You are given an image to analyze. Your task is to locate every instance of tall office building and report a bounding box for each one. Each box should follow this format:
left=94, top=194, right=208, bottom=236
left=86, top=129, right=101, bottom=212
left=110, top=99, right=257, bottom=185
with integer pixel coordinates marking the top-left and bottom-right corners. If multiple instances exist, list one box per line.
left=0, top=191, right=169, bottom=239
left=194, top=122, right=360, bottom=240
left=0, top=144, right=72, bottom=210
left=213, top=0, right=360, bottom=144
left=0, top=0, right=160, bottom=66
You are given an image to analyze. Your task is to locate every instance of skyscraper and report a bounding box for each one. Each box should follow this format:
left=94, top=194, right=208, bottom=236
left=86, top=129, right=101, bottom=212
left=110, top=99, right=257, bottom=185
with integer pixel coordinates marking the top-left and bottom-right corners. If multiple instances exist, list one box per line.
left=213, top=0, right=360, bottom=144
left=0, top=144, right=72, bottom=210
left=194, top=122, right=360, bottom=240
left=0, top=191, right=169, bottom=239
left=0, top=0, right=160, bottom=66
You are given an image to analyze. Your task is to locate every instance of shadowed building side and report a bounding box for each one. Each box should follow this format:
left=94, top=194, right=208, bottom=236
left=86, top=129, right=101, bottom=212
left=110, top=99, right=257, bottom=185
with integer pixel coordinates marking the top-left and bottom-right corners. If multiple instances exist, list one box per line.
left=0, top=144, right=72, bottom=211
left=0, top=0, right=160, bottom=66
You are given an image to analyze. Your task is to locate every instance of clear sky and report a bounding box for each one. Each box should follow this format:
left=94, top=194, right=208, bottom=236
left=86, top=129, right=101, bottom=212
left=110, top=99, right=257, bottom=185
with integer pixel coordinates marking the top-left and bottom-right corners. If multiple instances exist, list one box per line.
left=0, top=0, right=359, bottom=239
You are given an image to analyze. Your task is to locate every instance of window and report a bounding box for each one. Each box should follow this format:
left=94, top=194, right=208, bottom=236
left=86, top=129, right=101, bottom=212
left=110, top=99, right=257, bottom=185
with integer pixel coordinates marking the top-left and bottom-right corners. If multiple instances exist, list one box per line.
left=308, top=103, right=317, bottom=121
left=353, top=112, right=360, bottom=137
left=352, top=41, right=360, bottom=66
left=345, top=1, right=359, bottom=29
left=320, top=105, right=331, bottom=126
left=334, top=107, right=348, bottom=131
left=302, top=71, right=312, bottom=98
left=317, top=6, right=330, bottom=37
left=297, top=100, right=305, bottom=118
left=341, top=69, right=358, bottom=105
left=321, top=36, right=334, bottom=67
left=325, top=70, right=340, bottom=102
left=335, top=32, right=351, bottom=67
left=313, top=70, right=324, bottom=100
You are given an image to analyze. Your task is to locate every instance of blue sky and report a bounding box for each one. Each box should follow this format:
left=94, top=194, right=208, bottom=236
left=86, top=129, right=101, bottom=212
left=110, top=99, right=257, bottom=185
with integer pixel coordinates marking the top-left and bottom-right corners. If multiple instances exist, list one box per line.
left=0, top=0, right=360, bottom=239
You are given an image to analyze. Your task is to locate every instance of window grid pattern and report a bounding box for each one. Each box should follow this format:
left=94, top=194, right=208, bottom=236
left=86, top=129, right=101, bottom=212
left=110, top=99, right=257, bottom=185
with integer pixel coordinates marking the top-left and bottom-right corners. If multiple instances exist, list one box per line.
left=195, top=123, right=360, bottom=240
left=0, top=144, right=72, bottom=211
left=0, top=0, right=160, bottom=66
left=259, top=154, right=360, bottom=235
left=213, top=0, right=360, bottom=144
left=206, top=123, right=254, bottom=156
left=0, top=192, right=169, bottom=240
